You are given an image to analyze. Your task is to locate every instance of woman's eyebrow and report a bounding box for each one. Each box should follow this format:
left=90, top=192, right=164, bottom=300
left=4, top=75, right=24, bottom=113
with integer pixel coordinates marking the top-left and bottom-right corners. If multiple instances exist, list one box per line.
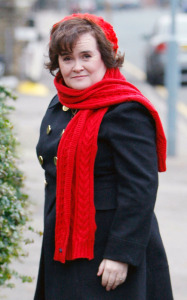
left=60, top=51, right=72, bottom=56
left=80, top=50, right=93, bottom=54
left=60, top=50, right=93, bottom=56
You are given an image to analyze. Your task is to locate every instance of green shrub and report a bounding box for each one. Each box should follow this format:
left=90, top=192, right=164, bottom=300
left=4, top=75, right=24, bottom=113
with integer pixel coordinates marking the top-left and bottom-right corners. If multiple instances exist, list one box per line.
left=0, top=86, right=31, bottom=287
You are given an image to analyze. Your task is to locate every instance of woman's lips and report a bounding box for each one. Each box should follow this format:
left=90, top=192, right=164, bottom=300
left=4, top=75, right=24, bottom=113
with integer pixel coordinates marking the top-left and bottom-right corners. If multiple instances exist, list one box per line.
left=71, top=75, right=88, bottom=79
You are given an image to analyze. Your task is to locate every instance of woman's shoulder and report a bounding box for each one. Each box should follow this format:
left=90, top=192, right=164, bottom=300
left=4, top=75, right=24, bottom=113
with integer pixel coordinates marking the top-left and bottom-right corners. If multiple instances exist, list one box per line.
left=106, top=101, right=154, bottom=122
left=48, top=94, right=59, bottom=109
left=99, top=100, right=156, bottom=140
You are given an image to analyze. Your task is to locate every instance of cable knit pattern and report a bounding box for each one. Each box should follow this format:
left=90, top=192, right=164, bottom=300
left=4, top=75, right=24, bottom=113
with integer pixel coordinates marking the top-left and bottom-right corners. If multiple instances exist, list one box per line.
left=54, top=68, right=167, bottom=263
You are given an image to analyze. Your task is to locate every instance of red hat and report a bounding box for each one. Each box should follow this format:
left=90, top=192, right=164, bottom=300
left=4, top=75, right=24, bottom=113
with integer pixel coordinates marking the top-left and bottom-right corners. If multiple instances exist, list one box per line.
left=52, top=13, right=118, bottom=53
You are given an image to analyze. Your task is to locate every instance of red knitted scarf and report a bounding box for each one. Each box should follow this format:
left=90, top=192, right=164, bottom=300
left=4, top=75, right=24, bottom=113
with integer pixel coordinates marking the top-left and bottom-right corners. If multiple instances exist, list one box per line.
left=54, top=68, right=167, bottom=263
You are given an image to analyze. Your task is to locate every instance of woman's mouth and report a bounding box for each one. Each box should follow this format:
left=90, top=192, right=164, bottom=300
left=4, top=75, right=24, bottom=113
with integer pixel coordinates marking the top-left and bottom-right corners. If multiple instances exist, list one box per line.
left=72, top=75, right=87, bottom=79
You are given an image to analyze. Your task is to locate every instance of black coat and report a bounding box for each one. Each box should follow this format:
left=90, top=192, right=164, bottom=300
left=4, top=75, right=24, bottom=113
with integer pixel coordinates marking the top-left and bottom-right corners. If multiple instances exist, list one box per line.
left=34, top=95, right=173, bottom=300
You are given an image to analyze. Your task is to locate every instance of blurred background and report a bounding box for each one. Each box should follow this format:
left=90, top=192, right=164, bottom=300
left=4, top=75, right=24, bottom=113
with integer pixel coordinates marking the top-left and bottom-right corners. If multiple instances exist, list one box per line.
left=0, top=1, right=187, bottom=299
left=0, top=0, right=187, bottom=138
left=1, top=0, right=187, bottom=84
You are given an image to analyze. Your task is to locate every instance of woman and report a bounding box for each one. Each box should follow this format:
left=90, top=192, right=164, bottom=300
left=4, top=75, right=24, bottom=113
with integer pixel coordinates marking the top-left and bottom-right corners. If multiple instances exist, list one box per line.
left=34, top=13, right=173, bottom=300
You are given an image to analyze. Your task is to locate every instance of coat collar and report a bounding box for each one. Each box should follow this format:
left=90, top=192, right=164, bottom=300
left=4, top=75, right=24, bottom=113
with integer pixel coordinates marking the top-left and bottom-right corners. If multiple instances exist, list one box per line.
left=48, top=94, right=60, bottom=109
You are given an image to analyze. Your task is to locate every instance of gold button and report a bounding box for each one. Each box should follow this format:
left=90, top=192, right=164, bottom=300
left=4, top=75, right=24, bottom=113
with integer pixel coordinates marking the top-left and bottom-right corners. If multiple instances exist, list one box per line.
left=62, top=105, right=69, bottom=111
left=61, top=129, right=65, bottom=137
left=54, top=156, right=58, bottom=166
left=44, top=179, right=48, bottom=186
left=46, top=125, right=51, bottom=135
left=38, top=155, right=43, bottom=165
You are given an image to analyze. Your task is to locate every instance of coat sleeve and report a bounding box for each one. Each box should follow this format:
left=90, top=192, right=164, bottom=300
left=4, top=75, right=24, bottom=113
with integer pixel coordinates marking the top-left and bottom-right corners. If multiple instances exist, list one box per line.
left=103, top=101, right=159, bottom=266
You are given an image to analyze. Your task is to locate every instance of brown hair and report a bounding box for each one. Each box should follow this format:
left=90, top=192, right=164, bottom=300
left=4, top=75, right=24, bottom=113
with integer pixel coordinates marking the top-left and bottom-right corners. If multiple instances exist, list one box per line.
left=46, top=17, right=124, bottom=76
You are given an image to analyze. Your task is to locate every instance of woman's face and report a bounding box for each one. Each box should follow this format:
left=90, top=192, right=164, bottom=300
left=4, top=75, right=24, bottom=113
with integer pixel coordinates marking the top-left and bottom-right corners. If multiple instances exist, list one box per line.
left=58, top=33, right=107, bottom=90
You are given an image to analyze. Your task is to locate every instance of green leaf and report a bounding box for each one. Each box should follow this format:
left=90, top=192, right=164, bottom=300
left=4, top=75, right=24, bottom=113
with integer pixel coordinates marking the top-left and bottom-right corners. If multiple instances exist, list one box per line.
left=0, top=86, right=31, bottom=288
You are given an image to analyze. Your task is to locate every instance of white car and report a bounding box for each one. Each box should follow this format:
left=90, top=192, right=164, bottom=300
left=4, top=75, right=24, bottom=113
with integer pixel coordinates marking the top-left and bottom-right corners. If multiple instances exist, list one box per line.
left=144, top=13, right=187, bottom=85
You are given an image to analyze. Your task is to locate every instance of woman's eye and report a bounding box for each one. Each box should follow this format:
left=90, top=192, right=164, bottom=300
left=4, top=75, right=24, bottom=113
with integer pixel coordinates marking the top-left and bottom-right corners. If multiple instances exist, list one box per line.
left=83, top=54, right=91, bottom=59
left=63, top=56, right=72, bottom=62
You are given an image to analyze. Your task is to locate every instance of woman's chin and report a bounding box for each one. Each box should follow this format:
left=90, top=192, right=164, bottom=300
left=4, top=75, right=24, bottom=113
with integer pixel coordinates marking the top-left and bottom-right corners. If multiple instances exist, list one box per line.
left=66, top=77, right=96, bottom=90
left=69, top=83, right=92, bottom=90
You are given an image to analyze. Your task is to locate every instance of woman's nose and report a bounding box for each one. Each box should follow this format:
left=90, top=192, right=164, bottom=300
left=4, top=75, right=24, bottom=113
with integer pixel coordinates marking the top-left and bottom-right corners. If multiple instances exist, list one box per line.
left=72, top=60, right=84, bottom=72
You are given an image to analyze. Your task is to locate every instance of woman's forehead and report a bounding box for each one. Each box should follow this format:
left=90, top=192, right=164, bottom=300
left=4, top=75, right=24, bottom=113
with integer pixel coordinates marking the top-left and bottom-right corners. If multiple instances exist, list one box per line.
left=75, top=33, right=97, bottom=47
left=60, top=32, right=98, bottom=53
